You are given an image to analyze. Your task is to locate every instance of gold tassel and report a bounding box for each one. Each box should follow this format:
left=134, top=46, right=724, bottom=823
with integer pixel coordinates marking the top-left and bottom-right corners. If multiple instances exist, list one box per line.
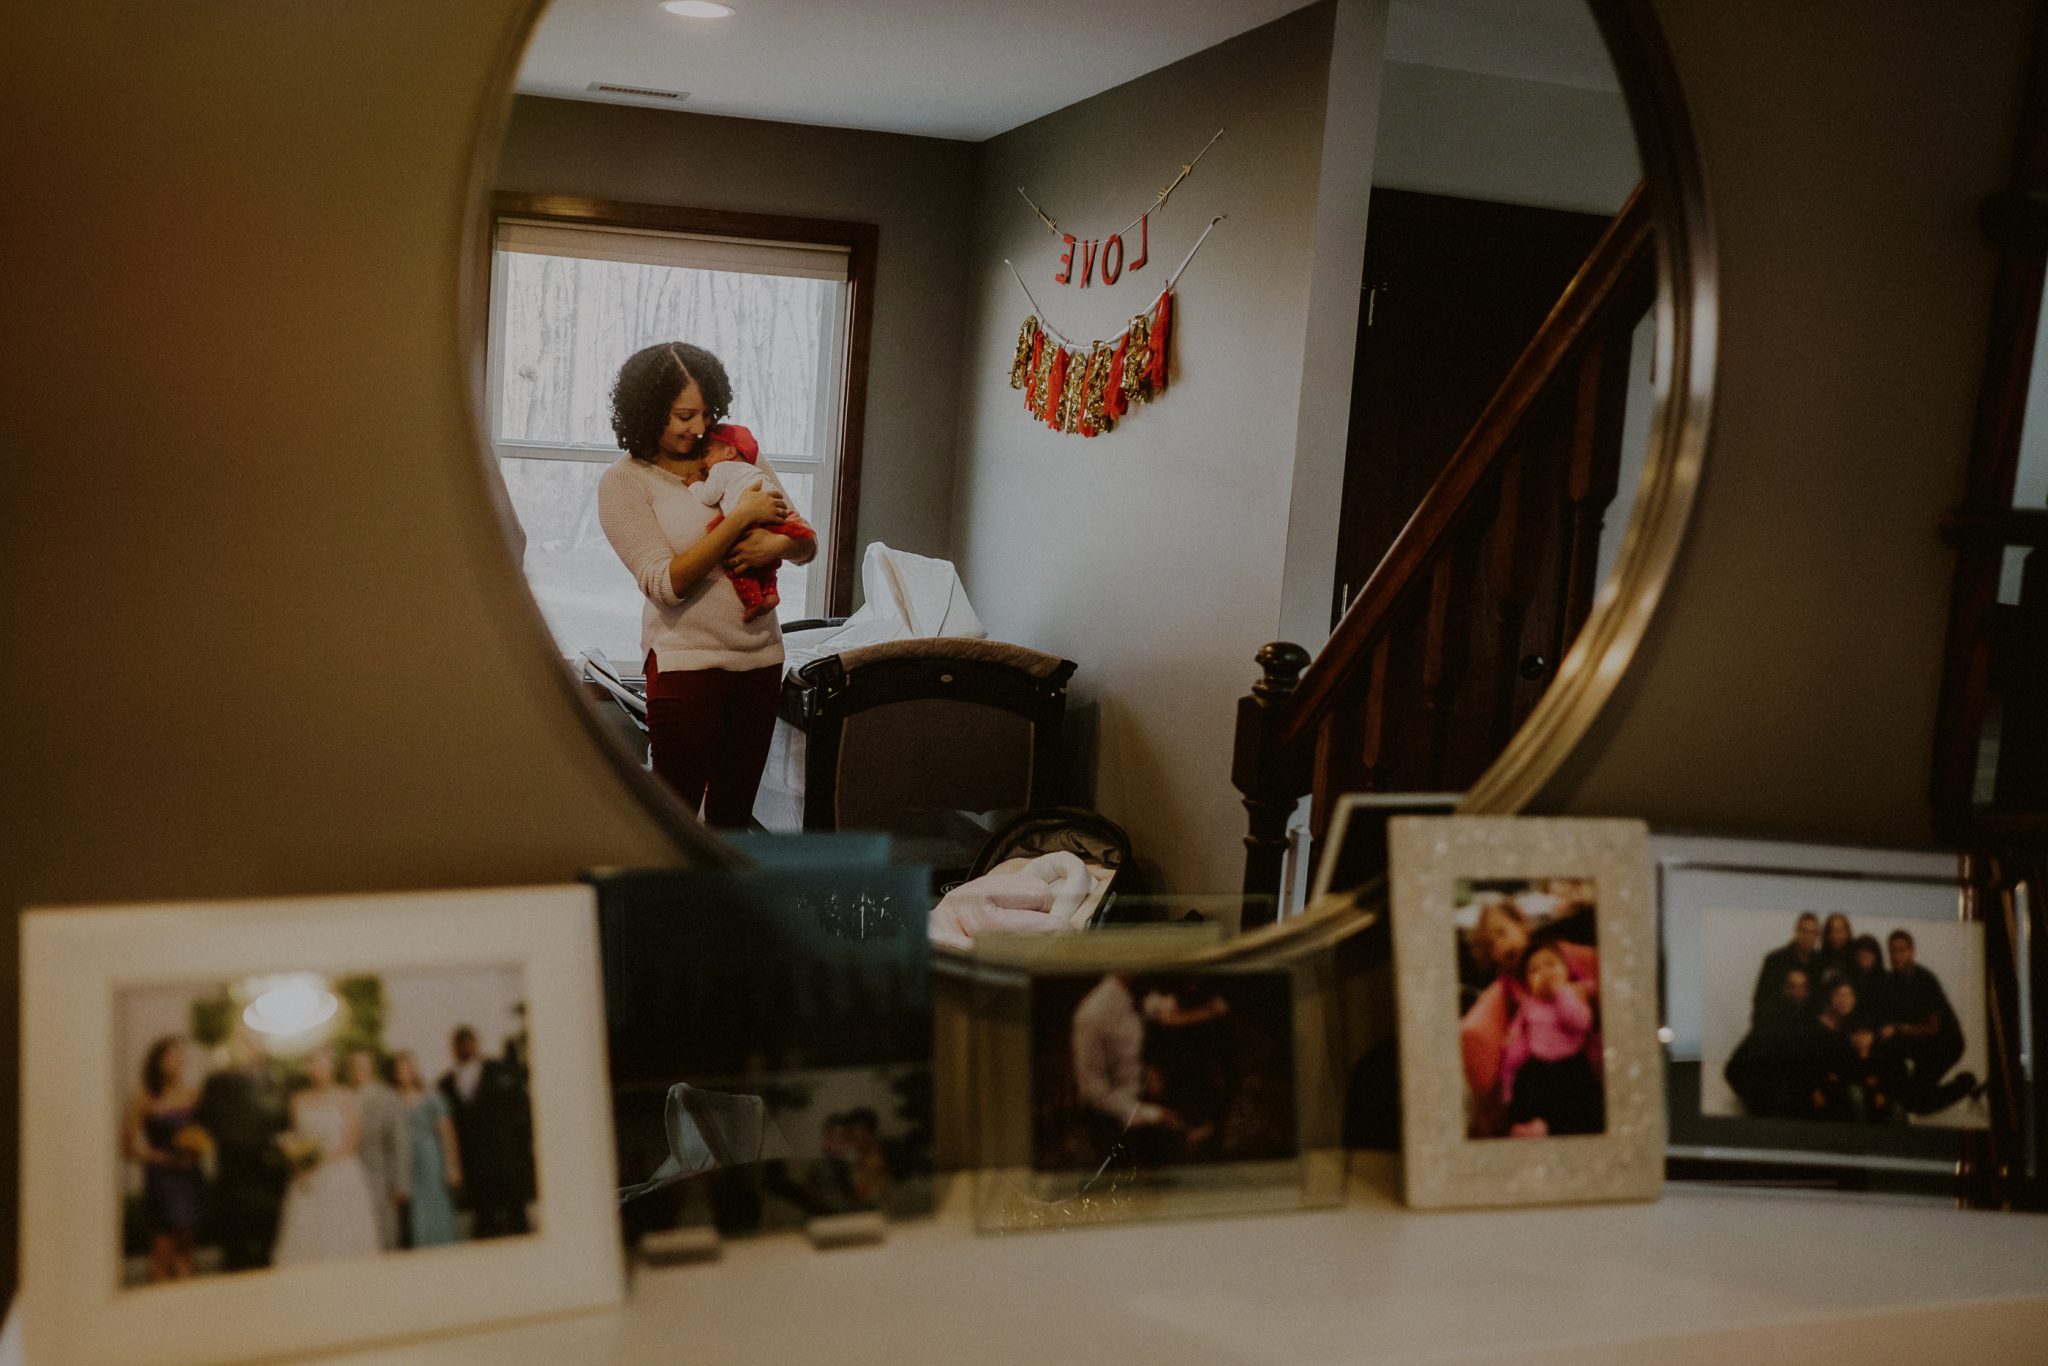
left=1082, top=342, right=1113, bottom=435
left=1057, top=349, right=1084, bottom=433
left=1009, top=316, right=1038, bottom=390
left=1122, top=311, right=1154, bottom=408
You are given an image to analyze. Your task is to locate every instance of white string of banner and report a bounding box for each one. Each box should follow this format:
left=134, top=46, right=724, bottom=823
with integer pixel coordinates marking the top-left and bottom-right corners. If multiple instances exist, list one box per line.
left=1016, top=129, right=1225, bottom=241
left=1003, top=215, right=1226, bottom=349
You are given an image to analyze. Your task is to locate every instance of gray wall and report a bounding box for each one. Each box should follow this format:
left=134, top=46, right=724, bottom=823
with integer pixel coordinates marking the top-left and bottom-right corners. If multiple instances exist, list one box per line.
left=1373, top=59, right=1640, bottom=215
left=496, top=96, right=976, bottom=577
left=950, top=2, right=1364, bottom=891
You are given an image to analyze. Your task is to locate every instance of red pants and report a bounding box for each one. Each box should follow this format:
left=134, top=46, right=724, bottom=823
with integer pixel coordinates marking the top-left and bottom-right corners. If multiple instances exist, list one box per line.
left=643, top=654, right=783, bottom=828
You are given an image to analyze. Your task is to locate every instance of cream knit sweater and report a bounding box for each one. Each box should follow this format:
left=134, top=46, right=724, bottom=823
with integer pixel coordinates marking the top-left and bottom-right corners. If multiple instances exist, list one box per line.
left=596, top=454, right=785, bottom=673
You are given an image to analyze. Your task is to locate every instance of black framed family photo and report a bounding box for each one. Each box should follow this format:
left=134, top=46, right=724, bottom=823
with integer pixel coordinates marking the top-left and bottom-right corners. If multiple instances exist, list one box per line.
left=1657, top=839, right=2000, bottom=1185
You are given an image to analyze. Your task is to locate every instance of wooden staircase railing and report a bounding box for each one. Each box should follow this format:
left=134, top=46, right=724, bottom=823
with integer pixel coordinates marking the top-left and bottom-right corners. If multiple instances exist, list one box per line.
left=1235, top=184, right=1657, bottom=917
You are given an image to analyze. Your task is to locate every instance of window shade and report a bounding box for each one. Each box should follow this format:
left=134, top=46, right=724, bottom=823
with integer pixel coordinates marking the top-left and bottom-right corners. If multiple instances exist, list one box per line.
left=495, top=219, right=851, bottom=283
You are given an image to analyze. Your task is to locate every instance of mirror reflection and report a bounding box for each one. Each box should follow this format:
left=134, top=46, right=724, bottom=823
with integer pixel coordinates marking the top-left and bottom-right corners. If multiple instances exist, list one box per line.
left=483, top=0, right=1669, bottom=919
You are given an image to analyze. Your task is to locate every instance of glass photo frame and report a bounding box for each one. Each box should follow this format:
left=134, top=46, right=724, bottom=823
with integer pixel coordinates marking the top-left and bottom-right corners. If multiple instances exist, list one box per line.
left=967, top=932, right=1351, bottom=1231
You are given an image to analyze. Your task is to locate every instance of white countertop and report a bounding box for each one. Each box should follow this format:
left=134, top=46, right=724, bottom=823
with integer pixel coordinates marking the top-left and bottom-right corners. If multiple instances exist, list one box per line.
left=288, top=1159, right=2048, bottom=1366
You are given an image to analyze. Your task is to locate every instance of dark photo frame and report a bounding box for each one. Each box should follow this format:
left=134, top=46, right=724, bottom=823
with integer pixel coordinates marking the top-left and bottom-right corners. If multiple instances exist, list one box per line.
left=1655, top=838, right=2025, bottom=1199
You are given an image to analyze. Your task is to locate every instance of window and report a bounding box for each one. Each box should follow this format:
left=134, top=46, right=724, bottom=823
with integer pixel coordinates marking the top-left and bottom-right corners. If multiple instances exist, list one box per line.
left=486, top=198, right=874, bottom=668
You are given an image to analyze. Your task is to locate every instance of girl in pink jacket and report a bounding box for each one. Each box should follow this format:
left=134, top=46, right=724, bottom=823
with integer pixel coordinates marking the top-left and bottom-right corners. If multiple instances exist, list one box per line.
left=1498, top=941, right=1605, bottom=1138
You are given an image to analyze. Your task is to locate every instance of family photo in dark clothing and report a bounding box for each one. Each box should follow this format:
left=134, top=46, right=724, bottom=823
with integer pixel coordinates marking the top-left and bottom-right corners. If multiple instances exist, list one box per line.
left=1720, top=911, right=1983, bottom=1126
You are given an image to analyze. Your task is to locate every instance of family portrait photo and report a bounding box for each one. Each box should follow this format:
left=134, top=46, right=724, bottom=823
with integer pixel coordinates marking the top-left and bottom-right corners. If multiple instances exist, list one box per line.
left=1455, top=877, right=1605, bottom=1140
left=1029, top=969, right=1298, bottom=1174
left=114, top=964, right=537, bottom=1288
left=1699, top=907, right=1988, bottom=1130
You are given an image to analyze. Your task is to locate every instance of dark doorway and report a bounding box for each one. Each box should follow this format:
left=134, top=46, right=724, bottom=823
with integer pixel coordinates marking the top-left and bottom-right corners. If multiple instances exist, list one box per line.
left=1333, top=189, right=1616, bottom=628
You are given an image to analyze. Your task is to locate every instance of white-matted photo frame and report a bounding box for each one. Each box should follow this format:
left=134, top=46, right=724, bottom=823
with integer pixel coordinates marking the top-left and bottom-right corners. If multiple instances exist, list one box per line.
left=1654, top=836, right=2006, bottom=1190
left=1389, top=816, right=1662, bottom=1209
left=21, top=886, right=622, bottom=1366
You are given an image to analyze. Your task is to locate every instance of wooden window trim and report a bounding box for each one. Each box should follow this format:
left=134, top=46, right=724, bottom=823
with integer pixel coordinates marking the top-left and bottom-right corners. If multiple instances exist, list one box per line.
left=488, top=192, right=879, bottom=617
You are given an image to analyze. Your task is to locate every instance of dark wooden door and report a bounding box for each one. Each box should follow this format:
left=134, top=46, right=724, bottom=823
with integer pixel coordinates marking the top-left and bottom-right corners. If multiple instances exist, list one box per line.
left=1330, top=188, right=1631, bottom=790
left=1334, top=190, right=1613, bottom=622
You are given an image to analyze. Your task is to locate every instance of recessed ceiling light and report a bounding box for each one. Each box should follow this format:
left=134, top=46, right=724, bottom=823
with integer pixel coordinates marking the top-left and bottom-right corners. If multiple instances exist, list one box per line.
left=662, top=1, right=735, bottom=16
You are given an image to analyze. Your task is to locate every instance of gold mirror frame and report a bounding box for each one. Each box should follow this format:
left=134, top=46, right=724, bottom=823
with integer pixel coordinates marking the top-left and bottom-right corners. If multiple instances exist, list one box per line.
left=456, top=0, right=1716, bottom=953
left=1462, top=0, right=1716, bottom=820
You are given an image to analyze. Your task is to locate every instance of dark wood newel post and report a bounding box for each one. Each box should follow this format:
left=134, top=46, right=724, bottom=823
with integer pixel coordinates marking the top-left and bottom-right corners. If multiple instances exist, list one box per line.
left=1234, top=642, right=1311, bottom=924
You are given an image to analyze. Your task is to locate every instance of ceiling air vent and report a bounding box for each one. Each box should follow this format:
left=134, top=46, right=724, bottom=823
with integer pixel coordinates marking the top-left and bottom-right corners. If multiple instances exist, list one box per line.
left=587, top=81, right=689, bottom=102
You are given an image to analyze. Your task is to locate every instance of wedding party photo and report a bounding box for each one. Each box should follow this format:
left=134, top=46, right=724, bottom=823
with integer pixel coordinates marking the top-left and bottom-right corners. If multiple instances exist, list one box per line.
left=1454, top=878, right=1605, bottom=1140
left=1698, top=907, right=1989, bottom=1130
left=1029, top=969, right=1298, bottom=1174
left=113, top=964, right=537, bottom=1289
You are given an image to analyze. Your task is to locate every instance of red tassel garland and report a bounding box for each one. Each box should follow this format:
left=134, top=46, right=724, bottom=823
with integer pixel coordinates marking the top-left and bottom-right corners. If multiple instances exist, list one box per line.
left=1007, top=287, right=1176, bottom=436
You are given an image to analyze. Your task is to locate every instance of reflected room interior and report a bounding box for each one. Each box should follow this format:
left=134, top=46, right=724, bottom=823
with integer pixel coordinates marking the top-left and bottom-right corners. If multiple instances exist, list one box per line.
left=484, top=0, right=1677, bottom=917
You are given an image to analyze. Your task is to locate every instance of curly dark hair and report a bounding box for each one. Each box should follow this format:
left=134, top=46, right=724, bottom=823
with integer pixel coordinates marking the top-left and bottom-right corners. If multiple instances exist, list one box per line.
left=143, top=1036, right=181, bottom=1097
left=609, top=341, right=733, bottom=460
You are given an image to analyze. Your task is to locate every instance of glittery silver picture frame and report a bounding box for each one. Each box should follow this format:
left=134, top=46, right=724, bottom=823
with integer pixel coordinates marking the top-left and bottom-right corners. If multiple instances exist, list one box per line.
left=1389, top=816, right=1662, bottom=1209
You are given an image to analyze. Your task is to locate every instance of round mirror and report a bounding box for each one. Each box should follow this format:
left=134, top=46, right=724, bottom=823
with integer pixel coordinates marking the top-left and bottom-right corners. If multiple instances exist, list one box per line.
left=467, top=0, right=1712, bottom=939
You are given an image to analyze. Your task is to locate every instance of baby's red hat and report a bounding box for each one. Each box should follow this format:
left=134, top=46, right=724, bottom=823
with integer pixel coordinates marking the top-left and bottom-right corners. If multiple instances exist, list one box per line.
left=707, top=422, right=759, bottom=463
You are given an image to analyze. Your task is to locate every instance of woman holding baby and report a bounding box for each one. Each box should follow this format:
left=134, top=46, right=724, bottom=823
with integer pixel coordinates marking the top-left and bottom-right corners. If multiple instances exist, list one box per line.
left=597, top=342, right=816, bottom=826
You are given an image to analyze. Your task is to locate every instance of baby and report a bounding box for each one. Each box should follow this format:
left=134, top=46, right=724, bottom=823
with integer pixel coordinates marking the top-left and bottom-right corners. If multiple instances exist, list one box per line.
left=1497, top=940, right=1604, bottom=1138
left=692, top=423, right=814, bottom=621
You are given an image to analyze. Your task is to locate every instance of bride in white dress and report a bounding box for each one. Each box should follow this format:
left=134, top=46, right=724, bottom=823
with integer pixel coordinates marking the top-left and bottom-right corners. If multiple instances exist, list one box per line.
left=272, top=1049, right=381, bottom=1266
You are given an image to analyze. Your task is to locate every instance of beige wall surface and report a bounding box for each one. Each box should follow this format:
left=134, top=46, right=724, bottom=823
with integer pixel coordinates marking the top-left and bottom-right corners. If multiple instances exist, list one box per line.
left=948, top=2, right=1352, bottom=891
left=494, top=96, right=976, bottom=573
left=1543, top=0, right=2032, bottom=844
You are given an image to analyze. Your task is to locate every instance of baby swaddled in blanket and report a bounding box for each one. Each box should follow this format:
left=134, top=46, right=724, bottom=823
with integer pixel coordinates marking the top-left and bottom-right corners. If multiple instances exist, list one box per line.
left=691, top=423, right=816, bottom=621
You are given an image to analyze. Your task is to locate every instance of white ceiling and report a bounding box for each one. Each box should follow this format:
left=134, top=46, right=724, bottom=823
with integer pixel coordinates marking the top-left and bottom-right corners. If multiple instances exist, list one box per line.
left=515, top=0, right=1617, bottom=141
left=1387, top=0, right=1618, bottom=93
left=516, top=0, right=1321, bottom=142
